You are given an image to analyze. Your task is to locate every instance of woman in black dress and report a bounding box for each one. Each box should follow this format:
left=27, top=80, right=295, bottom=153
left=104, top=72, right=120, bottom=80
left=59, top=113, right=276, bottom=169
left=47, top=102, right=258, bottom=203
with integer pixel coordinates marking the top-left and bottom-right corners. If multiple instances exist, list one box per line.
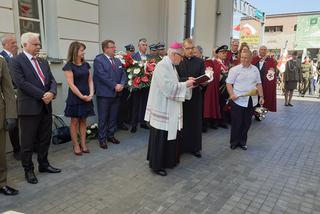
left=63, top=41, right=95, bottom=155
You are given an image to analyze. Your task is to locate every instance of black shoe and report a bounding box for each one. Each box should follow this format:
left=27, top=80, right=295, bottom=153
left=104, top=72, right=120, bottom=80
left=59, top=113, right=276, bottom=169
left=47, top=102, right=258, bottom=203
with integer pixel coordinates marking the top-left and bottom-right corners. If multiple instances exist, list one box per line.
left=202, top=126, right=207, bottom=133
left=153, top=169, right=167, bottom=176
left=219, top=123, right=228, bottom=129
left=13, top=152, right=21, bottom=161
left=118, top=124, right=129, bottom=131
left=107, top=137, right=120, bottom=144
left=140, top=124, right=149, bottom=129
left=240, top=145, right=248, bottom=150
left=284, top=103, right=288, bottom=106
left=288, top=103, right=293, bottom=107
left=230, top=145, right=237, bottom=150
left=25, top=171, right=38, bottom=184
left=192, top=151, right=202, bottom=158
left=99, top=142, right=108, bottom=149
left=39, top=165, right=61, bottom=173
left=0, top=186, right=19, bottom=196
left=130, top=125, right=137, bottom=133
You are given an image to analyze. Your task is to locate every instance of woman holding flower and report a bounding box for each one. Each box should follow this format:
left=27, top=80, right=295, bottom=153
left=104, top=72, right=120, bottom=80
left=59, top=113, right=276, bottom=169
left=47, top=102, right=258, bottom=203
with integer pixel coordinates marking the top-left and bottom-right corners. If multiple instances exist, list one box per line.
left=63, top=41, right=95, bottom=155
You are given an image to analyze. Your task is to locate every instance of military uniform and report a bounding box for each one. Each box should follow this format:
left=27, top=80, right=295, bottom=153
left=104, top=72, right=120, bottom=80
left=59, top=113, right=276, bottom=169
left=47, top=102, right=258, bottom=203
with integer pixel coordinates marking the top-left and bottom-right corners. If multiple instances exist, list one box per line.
left=300, top=62, right=312, bottom=96
left=0, top=57, right=17, bottom=189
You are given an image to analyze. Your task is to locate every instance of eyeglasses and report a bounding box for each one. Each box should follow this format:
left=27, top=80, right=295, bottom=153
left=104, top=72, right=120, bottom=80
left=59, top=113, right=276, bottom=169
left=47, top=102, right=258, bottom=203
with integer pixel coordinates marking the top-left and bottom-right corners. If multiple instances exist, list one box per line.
left=175, top=53, right=184, bottom=58
left=31, top=43, right=41, bottom=47
left=185, top=47, right=194, bottom=50
left=107, top=46, right=116, bottom=49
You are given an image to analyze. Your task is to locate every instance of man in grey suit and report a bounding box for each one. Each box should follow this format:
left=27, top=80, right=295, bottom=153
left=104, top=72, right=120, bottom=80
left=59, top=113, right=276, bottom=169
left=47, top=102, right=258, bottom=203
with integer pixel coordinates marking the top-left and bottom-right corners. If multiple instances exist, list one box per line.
left=9, top=32, right=61, bottom=184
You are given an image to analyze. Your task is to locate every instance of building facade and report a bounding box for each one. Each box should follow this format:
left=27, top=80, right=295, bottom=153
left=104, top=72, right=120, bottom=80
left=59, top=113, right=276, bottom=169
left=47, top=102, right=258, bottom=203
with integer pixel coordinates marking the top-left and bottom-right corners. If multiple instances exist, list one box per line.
left=1, top=0, right=234, bottom=147
left=240, top=11, right=320, bottom=60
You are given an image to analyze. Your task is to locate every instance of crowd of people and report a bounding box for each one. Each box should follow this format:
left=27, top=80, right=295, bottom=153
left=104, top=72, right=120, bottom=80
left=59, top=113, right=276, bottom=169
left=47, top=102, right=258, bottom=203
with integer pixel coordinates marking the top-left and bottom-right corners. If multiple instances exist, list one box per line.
left=0, top=31, right=317, bottom=195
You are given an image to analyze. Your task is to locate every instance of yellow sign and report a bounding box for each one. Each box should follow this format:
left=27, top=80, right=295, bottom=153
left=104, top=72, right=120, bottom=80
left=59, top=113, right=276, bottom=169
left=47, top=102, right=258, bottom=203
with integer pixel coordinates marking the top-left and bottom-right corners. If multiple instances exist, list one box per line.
left=240, top=35, right=260, bottom=45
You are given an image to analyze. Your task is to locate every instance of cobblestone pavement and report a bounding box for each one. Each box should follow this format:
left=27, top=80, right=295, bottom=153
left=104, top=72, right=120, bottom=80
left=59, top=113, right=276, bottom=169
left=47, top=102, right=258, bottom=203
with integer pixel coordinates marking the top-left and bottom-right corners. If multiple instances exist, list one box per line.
left=1, top=96, right=320, bottom=214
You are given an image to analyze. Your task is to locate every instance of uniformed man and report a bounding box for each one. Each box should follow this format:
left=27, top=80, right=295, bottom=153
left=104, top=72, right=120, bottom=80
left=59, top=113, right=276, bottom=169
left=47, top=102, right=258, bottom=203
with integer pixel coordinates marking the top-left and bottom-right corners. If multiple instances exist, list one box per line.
left=0, top=34, right=21, bottom=161
left=149, top=44, right=158, bottom=58
left=300, top=56, right=312, bottom=97
left=157, top=42, right=166, bottom=57
left=124, top=44, right=135, bottom=55
left=0, top=57, right=19, bottom=195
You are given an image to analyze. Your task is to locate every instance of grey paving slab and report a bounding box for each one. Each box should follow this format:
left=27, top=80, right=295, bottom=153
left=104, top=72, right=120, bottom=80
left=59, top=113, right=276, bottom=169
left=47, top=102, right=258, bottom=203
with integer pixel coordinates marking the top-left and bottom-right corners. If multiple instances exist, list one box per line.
left=1, top=96, right=320, bottom=214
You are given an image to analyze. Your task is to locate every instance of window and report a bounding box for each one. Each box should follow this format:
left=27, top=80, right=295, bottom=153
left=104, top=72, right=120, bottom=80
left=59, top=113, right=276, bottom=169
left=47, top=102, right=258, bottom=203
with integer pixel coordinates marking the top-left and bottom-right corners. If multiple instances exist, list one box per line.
left=265, top=26, right=283, bottom=33
left=15, top=0, right=45, bottom=50
left=294, top=24, right=297, bottom=31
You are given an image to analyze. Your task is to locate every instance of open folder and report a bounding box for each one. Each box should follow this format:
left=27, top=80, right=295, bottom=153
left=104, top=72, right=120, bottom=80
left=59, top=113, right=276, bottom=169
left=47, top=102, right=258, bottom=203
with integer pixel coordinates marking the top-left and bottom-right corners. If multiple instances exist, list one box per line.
left=194, top=73, right=211, bottom=85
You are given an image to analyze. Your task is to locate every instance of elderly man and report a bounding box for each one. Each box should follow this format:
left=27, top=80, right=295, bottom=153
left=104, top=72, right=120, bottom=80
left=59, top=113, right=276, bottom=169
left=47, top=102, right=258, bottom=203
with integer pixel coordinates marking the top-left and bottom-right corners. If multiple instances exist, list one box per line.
left=9, top=32, right=61, bottom=184
left=204, top=45, right=229, bottom=130
left=0, top=57, right=19, bottom=195
left=226, top=39, right=239, bottom=67
left=252, top=45, right=277, bottom=112
left=0, top=34, right=20, bottom=160
left=145, top=42, right=195, bottom=176
left=226, top=51, right=264, bottom=150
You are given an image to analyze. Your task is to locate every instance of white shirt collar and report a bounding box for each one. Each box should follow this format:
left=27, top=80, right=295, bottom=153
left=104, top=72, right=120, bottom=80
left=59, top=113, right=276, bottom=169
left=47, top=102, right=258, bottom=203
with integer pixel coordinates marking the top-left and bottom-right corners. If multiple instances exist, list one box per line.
left=23, top=51, right=35, bottom=61
left=3, top=49, right=13, bottom=58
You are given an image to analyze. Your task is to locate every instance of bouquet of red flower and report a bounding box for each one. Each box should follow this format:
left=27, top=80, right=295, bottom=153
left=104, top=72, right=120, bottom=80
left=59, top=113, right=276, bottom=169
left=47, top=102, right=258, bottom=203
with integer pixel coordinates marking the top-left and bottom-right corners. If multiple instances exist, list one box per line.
left=116, top=53, right=156, bottom=92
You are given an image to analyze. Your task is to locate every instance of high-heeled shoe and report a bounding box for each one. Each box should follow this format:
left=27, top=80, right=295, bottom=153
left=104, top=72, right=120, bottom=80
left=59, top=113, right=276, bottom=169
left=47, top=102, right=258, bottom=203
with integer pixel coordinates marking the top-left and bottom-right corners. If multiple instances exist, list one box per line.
left=80, top=145, right=90, bottom=153
left=73, top=146, right=82, bottom=156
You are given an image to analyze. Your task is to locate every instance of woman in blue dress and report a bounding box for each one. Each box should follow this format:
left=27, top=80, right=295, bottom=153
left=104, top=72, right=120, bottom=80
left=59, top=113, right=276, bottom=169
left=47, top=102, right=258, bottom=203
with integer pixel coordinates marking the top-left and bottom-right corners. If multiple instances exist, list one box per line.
left=63, top=41, right=95, bottom=155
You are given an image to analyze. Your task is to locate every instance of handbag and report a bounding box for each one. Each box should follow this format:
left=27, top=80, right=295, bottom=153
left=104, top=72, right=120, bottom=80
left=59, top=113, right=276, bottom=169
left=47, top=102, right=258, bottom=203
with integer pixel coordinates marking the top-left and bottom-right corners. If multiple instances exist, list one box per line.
left=52, top=114, right=71, bottom=145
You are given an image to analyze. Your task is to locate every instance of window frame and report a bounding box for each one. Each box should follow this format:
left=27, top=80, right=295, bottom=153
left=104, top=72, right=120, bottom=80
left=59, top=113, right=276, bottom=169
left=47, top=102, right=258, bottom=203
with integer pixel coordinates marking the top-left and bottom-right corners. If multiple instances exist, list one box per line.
left=13, top=0, right=46, bottom=51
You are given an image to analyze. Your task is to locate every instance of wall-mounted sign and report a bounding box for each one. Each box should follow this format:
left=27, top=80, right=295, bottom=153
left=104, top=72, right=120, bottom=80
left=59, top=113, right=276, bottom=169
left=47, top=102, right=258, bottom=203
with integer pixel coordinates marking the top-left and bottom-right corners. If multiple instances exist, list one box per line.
left=234, top=0, right=265, bottom=23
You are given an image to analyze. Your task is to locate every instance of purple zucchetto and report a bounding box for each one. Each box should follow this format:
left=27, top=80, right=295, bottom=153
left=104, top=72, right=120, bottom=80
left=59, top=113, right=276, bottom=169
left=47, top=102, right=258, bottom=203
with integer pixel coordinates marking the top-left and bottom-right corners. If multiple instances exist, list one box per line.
left=170, top=42, right=183, bottom=49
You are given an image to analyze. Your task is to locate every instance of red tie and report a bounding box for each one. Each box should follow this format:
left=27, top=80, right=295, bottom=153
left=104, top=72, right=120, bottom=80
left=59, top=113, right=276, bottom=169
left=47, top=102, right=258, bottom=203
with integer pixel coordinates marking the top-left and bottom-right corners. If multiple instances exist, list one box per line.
left=32, top=57, right=45, bottom=84
left=110, top=58, right=116, bottom=70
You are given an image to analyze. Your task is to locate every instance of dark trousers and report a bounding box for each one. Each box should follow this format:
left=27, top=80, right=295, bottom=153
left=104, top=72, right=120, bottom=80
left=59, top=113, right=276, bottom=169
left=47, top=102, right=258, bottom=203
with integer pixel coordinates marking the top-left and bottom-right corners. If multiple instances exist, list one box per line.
left=131, top=88, right=149, bottom=126
left=0, top=128, right=7, bottom=186
left=117, top=88, right=130, bottom=126
left=97, top=96, right=120, bottom=143
left=8, top=125, right=20, bottom=153
left=230, top=98, right=254, bottom=147
left=20, top=109, right=52, bottom=172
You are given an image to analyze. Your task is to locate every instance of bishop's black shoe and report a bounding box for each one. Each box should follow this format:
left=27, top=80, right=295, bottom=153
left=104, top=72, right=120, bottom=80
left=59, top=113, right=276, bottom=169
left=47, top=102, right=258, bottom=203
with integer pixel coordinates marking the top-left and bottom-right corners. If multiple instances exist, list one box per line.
left=192, top=151, right=202, bottom=158
left=130, top=125, right=137, bottom=133
left=240, top=145, right=248, bottom=150
left=230, top=145, right=237, bottom=150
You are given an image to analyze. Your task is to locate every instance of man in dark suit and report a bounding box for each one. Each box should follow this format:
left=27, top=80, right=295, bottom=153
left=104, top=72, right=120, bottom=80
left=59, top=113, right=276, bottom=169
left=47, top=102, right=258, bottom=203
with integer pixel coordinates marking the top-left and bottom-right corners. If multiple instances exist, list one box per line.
left=0, top=34, right=21, bottom=161
left=130, top=38, right=150, bottom=133
left=93, top=40, right=127, bottom=149
left=9, top=32, right=61, bottom=184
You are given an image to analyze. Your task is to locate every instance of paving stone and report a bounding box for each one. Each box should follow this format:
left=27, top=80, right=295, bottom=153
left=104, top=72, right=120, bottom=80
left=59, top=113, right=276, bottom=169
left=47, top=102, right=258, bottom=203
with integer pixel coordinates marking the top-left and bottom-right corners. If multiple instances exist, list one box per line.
left=0, top=97, right=319, bottom=213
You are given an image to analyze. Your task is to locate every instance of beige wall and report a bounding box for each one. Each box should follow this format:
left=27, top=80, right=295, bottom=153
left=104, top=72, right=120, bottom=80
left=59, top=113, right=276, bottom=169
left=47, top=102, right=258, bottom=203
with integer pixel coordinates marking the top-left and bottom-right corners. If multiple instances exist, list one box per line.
left=264, top=16, right=297, bottom=51
left=0, top=0, right=15, bottom=42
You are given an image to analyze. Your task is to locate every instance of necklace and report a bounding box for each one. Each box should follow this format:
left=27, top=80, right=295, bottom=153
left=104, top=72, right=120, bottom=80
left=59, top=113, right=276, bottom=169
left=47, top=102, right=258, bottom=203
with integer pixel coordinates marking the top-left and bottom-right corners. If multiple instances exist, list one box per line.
left=288, top=60, right=296, bottom=71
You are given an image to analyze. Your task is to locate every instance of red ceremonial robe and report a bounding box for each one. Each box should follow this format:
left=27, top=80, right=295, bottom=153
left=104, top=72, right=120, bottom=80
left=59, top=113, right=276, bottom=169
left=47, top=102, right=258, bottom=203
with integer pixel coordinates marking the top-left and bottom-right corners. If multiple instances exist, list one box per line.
left=252, top=56, right=277, bottom=112
left=203, top=59, right=228, bottom=119
left=226, top=50, right=239, bottom=68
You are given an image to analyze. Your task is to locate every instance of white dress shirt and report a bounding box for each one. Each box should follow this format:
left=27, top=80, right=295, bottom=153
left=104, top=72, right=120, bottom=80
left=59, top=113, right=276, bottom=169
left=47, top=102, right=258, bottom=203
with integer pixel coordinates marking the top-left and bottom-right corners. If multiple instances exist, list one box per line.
left=23, top=51, right=45, bottom=85
left=226, top=64, right=262, bottom=107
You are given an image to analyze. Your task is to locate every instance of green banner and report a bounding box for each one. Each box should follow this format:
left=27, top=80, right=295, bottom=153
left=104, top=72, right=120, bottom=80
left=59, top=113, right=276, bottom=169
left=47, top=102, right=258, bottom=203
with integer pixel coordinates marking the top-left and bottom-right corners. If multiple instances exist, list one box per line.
left=296, top=15, right=320, bottom=49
